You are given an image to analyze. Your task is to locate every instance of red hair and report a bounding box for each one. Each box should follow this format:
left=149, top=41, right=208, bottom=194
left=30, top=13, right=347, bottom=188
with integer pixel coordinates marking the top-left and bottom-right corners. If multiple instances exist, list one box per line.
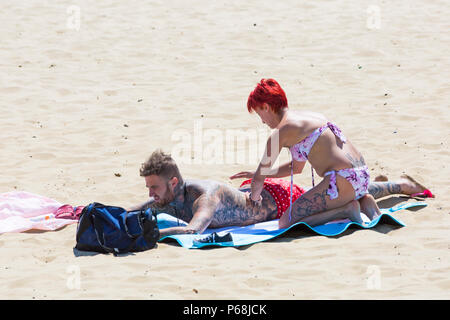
left=247, top=78, right=288, bottom=113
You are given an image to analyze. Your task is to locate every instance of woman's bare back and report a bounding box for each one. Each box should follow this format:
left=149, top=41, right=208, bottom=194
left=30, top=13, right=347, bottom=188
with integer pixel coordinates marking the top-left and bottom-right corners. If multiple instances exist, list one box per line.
left=281, top=110, right=366, bottom=176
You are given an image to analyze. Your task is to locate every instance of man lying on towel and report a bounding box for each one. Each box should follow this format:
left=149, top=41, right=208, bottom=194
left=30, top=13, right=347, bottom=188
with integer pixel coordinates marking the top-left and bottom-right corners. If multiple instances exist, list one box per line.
left=127, top=149, right=429, bottom=240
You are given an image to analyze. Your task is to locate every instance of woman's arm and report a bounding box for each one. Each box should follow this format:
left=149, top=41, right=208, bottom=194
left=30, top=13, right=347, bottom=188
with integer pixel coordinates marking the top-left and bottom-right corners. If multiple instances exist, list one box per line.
left=250, top=130, right=285, bottom=201
left=230, top=160, right=305, bottom=180
left=262, top=160, right=306, bottom=178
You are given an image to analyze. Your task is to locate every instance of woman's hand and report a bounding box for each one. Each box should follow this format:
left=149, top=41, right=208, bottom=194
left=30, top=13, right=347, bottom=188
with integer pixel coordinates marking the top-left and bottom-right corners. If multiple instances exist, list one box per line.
left=229, top=171, right=255, bottom=180
left=244, top=191, right=262, bottom=208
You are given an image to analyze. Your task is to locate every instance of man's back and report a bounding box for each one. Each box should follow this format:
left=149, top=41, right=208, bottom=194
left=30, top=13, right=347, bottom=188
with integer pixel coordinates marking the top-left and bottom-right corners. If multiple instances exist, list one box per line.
left=155, top=179, right=278, bottom=228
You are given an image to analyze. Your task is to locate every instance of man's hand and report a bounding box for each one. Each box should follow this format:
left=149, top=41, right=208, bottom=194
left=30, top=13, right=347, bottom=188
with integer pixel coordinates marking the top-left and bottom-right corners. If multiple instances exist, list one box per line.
left=159, top=226, right=197, bottom=240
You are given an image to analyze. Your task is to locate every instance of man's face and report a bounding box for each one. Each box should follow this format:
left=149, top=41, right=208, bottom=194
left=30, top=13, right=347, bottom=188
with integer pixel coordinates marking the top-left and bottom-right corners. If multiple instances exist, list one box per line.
left=144, top=174, right=175, bottom=206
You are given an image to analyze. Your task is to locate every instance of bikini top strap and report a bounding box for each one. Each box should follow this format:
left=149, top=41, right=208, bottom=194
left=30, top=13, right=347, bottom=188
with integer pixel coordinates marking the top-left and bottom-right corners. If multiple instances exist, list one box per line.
left=326, top=122, right=347, bottom=143
left=311, top=165, right=315, bottom=187
left=288, top=159, right=293, bottom=223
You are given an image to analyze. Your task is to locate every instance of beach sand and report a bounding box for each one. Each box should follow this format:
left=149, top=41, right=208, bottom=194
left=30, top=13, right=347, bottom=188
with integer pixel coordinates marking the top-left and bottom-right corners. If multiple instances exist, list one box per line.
left=0, top=0, right=449, bottom=299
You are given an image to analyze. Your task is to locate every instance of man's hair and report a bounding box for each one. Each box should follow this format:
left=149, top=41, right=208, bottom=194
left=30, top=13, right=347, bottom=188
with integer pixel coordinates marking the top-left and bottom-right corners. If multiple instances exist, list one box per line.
left=247, top=78, right=288, bottom=114
left=140, top=149, right=183, bottom=182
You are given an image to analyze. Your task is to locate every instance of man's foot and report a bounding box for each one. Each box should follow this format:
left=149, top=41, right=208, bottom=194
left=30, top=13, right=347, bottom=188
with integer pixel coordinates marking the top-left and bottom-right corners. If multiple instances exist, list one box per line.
left=398, top=174, right=432, bottom=197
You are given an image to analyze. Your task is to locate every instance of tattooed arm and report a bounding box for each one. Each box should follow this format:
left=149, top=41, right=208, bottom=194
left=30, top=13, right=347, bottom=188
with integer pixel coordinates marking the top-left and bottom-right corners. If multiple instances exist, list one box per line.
left=126, top=197, right=155, bottom=212
left=128, top=200, right=191, bottom=241
left=158, top=192, right=219, bottom=239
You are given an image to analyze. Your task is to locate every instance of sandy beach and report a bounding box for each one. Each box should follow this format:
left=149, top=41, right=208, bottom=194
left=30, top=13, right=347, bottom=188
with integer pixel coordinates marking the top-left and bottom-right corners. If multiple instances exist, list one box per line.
left=0, top=0, right=449, bottom=299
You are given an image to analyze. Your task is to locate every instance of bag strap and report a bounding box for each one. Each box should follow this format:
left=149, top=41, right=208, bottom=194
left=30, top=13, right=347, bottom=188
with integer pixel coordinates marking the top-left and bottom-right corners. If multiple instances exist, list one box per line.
left=90, top=214, right=116, bottom=254
left=91, top=212, right=139, bottom=256
left=123, top=208, right=158, bottom=238
left=123, top=210, right=142, bottom=239
left=288, top=159, right=294, bottom=223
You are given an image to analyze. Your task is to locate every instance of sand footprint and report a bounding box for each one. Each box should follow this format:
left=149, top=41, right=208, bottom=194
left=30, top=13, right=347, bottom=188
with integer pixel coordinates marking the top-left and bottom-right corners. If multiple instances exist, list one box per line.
left=104, top=90, right=118, bottom=96
left=56, top=88, right=72, bottom=96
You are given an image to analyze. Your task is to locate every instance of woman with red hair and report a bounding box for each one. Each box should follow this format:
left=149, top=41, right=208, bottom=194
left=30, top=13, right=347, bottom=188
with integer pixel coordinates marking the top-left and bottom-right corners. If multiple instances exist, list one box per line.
left=230, top=78, right=381, bottom=228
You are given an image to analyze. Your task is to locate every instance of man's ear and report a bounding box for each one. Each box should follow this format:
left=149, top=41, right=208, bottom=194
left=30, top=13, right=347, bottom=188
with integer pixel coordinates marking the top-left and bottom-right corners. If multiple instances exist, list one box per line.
left=169, top=176, right=179, bottom=190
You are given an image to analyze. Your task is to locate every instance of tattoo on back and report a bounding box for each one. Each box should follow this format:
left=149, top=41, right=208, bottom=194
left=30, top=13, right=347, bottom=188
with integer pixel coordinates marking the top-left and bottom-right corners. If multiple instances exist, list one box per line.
left=210, top=185, right=277, bottom=227
left=345, top=153, right=366, bottom=168
left=149, top=181, right=278, bottom=228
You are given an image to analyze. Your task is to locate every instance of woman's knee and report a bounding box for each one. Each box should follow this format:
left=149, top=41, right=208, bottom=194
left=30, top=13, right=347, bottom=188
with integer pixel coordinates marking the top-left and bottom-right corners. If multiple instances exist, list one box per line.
left=348, top=199, right=361, bottom=213
left=358, top=193, right=376, bottom=206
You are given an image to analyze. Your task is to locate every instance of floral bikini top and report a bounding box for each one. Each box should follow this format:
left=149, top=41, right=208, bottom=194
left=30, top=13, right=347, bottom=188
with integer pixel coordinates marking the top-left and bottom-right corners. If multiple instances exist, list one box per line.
left=286, top=122, right=347, bottom=223
left=286, top=122, right=348, bottom=223
left=289, top=122, right=347, bottom=162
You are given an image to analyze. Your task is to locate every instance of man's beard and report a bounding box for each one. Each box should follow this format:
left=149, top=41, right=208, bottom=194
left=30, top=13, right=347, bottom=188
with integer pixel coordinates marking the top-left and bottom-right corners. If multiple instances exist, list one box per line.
left=155, top=182, right=175, bottom=207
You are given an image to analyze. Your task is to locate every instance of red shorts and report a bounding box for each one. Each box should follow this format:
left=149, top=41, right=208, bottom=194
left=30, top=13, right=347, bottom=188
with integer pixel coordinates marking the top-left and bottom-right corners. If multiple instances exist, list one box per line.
left=240, top=178, right=305, bottom=219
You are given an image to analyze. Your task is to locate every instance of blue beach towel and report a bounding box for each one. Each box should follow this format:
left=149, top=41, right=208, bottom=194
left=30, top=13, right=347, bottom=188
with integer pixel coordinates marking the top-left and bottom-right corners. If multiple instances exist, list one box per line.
left=158, top=202, right=427, bottom=249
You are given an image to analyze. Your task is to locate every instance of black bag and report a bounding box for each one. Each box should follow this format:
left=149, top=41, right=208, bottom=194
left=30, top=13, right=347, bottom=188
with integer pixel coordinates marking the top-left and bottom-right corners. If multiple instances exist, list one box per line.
left=75, top=202, right=159, bottom=255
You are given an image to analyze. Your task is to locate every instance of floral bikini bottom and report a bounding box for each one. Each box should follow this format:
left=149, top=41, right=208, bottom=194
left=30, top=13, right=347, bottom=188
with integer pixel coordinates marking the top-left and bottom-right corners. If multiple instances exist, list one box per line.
left=324, top=165, right=370, bottom=200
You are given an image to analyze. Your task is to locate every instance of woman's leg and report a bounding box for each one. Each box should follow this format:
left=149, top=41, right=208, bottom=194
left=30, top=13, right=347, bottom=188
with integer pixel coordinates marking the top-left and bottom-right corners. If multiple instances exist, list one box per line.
left=295, top=200, right=364, bottom=226
left=368, top=174, right=429, bottom=199
left=279, top=174, right=358, bottom=228
left=358, top=194, right=382, bottom=220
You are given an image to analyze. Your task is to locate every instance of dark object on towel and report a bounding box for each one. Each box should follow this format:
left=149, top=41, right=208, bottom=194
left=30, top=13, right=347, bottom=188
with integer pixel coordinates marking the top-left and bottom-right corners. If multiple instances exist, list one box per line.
left=193, top=232, right=234, bottom=246
left=75, top=202, right=159, bottom=255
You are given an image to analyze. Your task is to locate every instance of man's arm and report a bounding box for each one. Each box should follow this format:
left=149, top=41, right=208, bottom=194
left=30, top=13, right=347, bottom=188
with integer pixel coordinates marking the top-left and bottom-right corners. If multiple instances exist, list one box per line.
left=158, top=226, right=197, bottom=239
left=126, top=197, right=155, bottom=212
left=158, top=193, right=218, bottom=240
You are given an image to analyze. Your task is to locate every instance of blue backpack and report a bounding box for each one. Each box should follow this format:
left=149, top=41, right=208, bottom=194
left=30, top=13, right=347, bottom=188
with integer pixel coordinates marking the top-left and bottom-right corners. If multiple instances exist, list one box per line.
left=75, top=202, right=159, bottom=255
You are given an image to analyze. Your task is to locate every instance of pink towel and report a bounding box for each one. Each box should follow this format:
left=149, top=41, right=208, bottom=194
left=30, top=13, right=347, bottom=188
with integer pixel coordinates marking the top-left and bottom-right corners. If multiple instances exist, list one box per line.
left=0, top=191, right=80, bottom=234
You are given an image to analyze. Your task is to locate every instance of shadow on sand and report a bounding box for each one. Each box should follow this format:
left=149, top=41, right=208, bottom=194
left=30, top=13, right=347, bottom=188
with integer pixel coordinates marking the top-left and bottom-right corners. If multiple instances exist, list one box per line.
left=235, top=196, right=427, bottom=250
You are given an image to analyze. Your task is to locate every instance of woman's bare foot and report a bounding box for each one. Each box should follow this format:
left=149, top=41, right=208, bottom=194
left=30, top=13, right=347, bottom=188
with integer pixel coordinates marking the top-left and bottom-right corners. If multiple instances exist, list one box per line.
left=374, top=174, right=388, bottom=182
left=358, top=194, right=381, bottom=221
left=398, top=174, right=432, bottom=196
left=345, top=200, right=365, bottom=224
